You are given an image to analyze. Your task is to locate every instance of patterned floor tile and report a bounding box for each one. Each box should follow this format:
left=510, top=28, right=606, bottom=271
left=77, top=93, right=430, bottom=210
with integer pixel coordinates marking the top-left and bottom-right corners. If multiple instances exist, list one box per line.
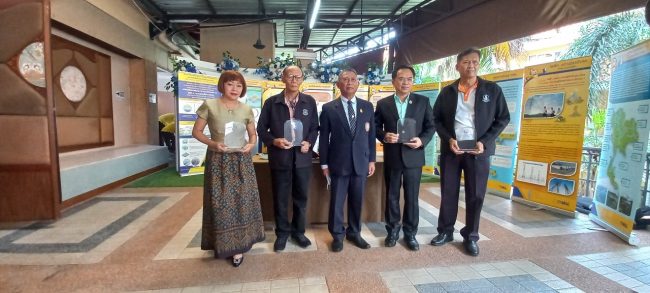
left=0, top=192, right=187, bottom=265
left=381, top=260, right=582, bottom=292
left=569, top=247, right=650, bottom=291
left=424, top=186, right=600, bottom=238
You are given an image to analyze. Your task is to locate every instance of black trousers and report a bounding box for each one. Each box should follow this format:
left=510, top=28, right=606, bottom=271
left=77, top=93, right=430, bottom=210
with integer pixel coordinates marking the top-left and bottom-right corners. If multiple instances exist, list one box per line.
left=437, top=153, right=490, bottom=241
left=384, top=166, right=422, bottom=237
left=270, top=166, right=311, bottom=237
left=328, top=174, right=367, bottom=240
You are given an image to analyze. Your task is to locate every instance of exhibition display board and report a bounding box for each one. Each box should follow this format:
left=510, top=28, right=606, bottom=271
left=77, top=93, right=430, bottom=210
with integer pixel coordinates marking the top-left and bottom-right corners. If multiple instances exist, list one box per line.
left=590, top=40, right=650, bottom=245
left=244, top=80, right=265, bottom=153
left=369, top=85, right=396, bottom=155
left=412, top=83, right=440, bottom=175
left=176, top=71, right=219, bottom=176
left=512, top=57, right=592, bottom=215
left=482, top=70, right=524, bottom=198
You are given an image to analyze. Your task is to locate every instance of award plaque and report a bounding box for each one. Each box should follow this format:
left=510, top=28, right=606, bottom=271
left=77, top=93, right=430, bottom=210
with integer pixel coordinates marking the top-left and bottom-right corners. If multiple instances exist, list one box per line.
left=284, top=119, right=303, bottom=146
left=456, top=127, right=477, bottom=151
left=224, top=121, right=247, bottom=151
left=397, top=118, right=416, bottom=143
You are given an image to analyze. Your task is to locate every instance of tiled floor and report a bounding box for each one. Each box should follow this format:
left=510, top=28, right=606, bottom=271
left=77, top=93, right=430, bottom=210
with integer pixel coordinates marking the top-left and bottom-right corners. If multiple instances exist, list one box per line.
left=156, top=199, right=487, bottom=261
left=424, top=186, right=600, bottom=237
left=131, top=276, right=328, bottom=293
left=381, top=260, right=583, bottom=293
left=1, top=183, right=649, bottom=292
left=0, top=191, right=187, bottom=265
left=568, top=246, right=650, bottom=292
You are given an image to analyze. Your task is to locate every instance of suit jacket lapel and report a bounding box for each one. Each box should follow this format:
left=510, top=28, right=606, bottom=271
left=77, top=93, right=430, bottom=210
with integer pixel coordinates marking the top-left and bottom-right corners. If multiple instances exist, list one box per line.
left=334, top=100, right=353, bottom=137
left=353, top=103, right=365, bottom=136
left=388, top=96, right=400, bottom=121
left=404, top=95, right=415, bottom=119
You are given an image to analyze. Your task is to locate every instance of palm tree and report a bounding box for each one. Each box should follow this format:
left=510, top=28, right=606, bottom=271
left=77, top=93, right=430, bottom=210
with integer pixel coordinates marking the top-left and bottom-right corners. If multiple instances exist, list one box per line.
left=562, top=9, right=650, bottom=118
left=490, top=39, right=529, bottom=71
left=414, top=41, right=525, bottom=84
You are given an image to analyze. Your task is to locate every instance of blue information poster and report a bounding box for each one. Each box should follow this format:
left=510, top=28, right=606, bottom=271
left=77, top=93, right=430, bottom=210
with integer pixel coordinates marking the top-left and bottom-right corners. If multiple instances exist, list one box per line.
left=590, top=40, right=650, bottom=245
left=413, top=83, right=440, bottom=175
left=483, top=70, right=524, bottom=198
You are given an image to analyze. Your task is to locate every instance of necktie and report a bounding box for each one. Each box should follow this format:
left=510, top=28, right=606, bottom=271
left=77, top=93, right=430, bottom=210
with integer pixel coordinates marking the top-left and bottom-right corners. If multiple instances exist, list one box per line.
left=347, top=100, right=356, bottom=134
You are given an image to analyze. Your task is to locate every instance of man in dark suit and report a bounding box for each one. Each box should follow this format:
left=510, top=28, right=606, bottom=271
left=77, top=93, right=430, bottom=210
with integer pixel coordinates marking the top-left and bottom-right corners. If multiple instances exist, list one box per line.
left=374, top=65, right=435, bottom=251
left=430, top=48, right=510, bottom=256
left=319, top=69, right=376, bottom=252
left=257, top=65, right=319, bottom=252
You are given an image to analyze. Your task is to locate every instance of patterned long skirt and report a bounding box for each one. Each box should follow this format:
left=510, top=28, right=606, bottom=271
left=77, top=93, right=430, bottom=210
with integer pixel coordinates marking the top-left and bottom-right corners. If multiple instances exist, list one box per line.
left=201, top=150, right=265, bottom=258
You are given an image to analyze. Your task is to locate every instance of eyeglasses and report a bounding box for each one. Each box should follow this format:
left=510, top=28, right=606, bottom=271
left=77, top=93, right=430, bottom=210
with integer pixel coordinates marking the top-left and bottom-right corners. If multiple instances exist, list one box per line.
left=286, top=75, right=303, bottom=81
left=396, top=77, right=414, bottom=84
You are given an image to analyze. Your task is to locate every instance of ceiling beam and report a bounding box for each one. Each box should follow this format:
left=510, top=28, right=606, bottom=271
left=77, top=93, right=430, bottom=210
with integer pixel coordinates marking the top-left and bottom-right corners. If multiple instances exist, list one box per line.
left=258, top=0, right=266, bottom=15
left=317, top=23, right=380, bottom=29
left=136, top=0, right=166, bottom=20
left=390, top=0, right=410, bottom=18
left=316, top=0, right=435, bottom=53
left=165, top=13, right=390, bottom=21
left=329, top=0, right=360, bottom=45
left=299, top=0, right=317, bottom=49
left=203, top=0, right=217, bottom=14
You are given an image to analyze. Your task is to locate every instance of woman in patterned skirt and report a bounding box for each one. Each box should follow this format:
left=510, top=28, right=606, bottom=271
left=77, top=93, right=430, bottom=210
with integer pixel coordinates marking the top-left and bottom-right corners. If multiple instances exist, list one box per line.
left=192, top=70, right=265, bottom=267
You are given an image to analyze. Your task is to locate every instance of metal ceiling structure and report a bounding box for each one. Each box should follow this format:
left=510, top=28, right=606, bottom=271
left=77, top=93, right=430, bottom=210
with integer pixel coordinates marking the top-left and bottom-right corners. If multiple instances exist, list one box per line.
left=133, top=0, right=646, bottom=66
left=133, top=0, right=432, bottom=57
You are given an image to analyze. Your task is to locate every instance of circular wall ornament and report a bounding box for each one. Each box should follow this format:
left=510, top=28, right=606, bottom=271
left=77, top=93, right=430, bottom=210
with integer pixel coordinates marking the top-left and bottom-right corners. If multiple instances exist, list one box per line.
left=19, top=42, right=45, bottom=88
left=60, top=65, right=87, bottom=102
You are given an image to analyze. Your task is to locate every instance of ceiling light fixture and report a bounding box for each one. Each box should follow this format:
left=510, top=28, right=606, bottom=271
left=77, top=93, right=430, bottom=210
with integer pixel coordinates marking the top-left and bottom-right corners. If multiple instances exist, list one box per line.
left=309, top=0, right=321, bottom=29
left=253, top=22, right=266, bottom=49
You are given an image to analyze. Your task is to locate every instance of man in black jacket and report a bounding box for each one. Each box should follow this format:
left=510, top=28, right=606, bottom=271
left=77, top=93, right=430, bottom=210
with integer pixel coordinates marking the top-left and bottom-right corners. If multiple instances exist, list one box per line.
left=257, top=65, right=319, bottom=252
left=430, top=48, right=510, bottom=256
left=375, top=65, right=435, bottom=251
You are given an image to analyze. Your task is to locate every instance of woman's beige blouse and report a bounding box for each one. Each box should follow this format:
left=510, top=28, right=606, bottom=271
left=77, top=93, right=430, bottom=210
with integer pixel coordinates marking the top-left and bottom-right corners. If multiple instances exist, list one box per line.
left=196, top=99, right=254, bottom=143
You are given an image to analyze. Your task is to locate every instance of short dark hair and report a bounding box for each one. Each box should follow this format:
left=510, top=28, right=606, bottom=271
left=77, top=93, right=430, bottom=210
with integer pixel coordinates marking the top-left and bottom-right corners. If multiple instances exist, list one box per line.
left=457, top=47, right=481, bottom=63
left=391, top=65, right=416, bottom=79
left=217, top=70, right=247, bottom=97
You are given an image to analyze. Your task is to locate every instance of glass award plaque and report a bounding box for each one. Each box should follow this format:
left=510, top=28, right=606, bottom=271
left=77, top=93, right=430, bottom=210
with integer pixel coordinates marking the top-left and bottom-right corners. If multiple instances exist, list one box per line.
left=284, top=119, right=303, bottom=147
left=456, top=127, right=477, bottom=151
left=224, top=121, right=247, bottom=151
left=397, top=118, right=416, bottom=143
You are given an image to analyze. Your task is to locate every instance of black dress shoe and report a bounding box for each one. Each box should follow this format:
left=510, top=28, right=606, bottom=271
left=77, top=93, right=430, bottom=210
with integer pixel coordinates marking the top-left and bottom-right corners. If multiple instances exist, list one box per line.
left=346, top=235, right=371, bottom=249
left=384, top=235, right=397, bottom=247
left=331, top=239, right=343, bottom=252
left=430, top=232, right=454, bottom=246
left=274, top=236, right=288, bottom=252
left=231, top=255, right=244, bottom=267
left=405, top=236, right=419, bottom=251
left=463, top=239, right=479, bottom=256
left=291, top=234, right=312, bottom=248
left=384, top=229, right=399, bottom=247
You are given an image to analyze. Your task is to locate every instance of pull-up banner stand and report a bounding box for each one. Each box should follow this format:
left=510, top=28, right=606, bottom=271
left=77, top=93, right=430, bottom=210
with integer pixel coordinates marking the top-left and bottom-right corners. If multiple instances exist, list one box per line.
left=512, top=57, right=592, bottom=217
left=590, top=40, right=650, bottom=245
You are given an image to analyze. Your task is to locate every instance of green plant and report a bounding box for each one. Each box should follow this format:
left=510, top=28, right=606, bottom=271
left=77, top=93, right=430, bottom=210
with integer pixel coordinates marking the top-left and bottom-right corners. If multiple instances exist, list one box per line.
left=562, top=9, right=650, bottom=121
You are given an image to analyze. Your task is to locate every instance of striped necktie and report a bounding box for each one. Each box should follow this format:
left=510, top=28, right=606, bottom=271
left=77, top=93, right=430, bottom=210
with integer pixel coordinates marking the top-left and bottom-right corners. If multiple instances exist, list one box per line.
left=347, top=100, right=356, bottom=134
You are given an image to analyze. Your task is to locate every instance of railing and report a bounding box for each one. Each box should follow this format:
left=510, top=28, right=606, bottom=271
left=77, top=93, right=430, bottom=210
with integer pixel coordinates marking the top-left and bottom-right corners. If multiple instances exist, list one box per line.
left=579, top=147, right=650, bottom=207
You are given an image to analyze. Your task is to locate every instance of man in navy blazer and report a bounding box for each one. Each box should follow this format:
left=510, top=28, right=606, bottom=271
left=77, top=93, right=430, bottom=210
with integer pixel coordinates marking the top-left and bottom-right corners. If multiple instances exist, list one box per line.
left=374, top=65, right=435, bottom=251
left=257, top=66, right=319, bottom=252
left=319, top=69, right=376, bottom=252
left=430, top=48, right=510, bottom=256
